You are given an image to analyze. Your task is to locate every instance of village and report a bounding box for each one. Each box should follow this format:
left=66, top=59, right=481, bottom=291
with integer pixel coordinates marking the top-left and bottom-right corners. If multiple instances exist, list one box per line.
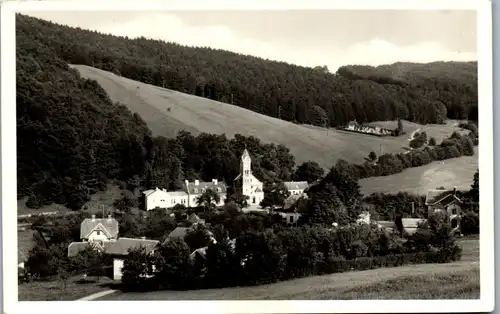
left=13, top=8, right=484, bottom=304
left=27, top=149, right=467, bottom=283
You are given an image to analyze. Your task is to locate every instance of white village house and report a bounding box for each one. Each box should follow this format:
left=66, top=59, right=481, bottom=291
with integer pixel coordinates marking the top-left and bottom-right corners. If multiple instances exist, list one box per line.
left=67, top=215, right=159, bottom=281
left=142, top=179, right=227, bottom=211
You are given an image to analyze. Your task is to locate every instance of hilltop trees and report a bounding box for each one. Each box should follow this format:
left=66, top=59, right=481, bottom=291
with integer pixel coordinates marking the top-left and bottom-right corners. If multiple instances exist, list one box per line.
left=17, top=14, right=477, bottom=130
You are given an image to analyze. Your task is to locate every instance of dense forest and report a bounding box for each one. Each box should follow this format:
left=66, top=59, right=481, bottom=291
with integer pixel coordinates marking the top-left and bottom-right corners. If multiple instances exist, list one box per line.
left=17, top=14, right=478, bottom=129
left=16, top=14, right=478, bottom=211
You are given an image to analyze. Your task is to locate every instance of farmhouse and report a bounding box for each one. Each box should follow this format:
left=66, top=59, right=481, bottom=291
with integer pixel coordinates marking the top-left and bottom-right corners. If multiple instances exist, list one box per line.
left=67, top=216, right=159, bottom=280
left=425, top=187, right=463, bottom=228
left=142, top=179, right=227, bottom=211
left=344, top=120, right=392, bottom=136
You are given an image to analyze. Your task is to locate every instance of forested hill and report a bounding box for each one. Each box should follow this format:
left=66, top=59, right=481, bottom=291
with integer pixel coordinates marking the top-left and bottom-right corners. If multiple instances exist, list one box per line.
left=17, top=14, right=478, bottom=127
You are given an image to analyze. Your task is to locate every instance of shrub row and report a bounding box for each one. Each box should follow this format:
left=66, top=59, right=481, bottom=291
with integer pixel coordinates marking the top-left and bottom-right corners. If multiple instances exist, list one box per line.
left=353, top=132, right=475, bottom=179
left=321, top=249, right=462, bottom=274
left=121, top=215, right=462, bottom=292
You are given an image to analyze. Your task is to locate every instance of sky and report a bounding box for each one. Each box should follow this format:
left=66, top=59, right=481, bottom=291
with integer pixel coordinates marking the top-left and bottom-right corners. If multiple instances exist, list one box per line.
left=22, top=10, right=477, bottom=71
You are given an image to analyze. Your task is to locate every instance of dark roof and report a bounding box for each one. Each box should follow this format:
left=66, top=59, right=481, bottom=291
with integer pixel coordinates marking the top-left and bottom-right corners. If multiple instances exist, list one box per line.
left=68, top=238, right=160, bottom=257
left=80, top=217, right=119, bottom=240
left=187, top=213, right=202, bottom=224
left=167, top=227, right=189, bottom=240
left=185, top=181, right=227, bottom=195
left=105, top=238, right=159, bottom=255
left=18, top=249, right=28, bottom=263
left=283, top=194, right=305, bottom=210
left=425, top=189, right=462, bottom=206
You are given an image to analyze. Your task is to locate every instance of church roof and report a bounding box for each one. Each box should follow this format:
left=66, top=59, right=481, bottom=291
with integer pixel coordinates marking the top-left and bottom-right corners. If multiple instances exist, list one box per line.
left=241, top=148, right=251, bottom=160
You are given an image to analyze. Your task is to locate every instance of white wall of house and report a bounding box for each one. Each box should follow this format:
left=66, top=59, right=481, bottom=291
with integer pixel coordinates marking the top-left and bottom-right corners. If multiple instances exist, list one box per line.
left=87, top=229, right=110, bottom=242
left=113, top=258, right=124, bottom=281
left=279, top=212, right=301, bottom=224
left=145, top=190, right=171, bottom=211
left=289, top=189, right=304, bottom=196
left=168, top=195, right=188, bottom=207
left=447, top=203, right=461, bottom=216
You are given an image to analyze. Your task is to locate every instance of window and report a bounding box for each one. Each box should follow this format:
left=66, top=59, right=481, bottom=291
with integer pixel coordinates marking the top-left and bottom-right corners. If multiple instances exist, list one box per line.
left=161, top=199, right=165, bottom=202
left=290, top=216, right=294, bottom=223
left=96, top=231, right=101, bottom=236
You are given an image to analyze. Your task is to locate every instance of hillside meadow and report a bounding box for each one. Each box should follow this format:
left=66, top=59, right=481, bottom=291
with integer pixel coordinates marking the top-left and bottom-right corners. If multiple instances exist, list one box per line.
left=71, top=64, right=471, bottom=168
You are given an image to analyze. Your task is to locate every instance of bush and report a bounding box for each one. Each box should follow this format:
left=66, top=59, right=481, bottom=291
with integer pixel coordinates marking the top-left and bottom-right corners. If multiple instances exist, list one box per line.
left=460, top=212, right=479, bottom=235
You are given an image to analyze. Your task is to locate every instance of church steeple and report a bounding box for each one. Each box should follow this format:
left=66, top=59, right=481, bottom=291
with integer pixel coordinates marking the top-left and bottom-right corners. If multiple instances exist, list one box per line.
left=241, top=148, right=250, bottom=160
left=241, top=148, right=251, bottom=177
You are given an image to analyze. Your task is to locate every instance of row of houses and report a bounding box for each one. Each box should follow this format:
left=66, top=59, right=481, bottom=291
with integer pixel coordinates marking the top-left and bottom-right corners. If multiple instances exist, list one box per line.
left=343, top=120, right=392, bottom=136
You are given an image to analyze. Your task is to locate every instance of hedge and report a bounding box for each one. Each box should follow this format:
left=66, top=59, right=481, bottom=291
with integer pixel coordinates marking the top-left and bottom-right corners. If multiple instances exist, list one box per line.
left=321, top=248, right=462, bottom=275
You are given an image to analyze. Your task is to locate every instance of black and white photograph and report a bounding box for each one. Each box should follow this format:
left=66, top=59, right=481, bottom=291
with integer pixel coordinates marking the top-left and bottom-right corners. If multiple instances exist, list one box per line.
left=1, top=0, right=494, bottom=313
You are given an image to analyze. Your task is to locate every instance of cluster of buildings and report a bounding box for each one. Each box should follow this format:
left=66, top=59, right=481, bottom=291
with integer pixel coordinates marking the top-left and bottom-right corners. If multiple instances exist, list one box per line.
left=142, top=149, right=310, bottom=221
left=343, top=121, right=392, bottom=136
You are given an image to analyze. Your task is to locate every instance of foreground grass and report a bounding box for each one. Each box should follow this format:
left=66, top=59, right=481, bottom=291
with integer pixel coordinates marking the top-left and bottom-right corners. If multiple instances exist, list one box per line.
left=100, top=238, right=479, bottom=301
left=100, top=261, right=479, bottom=301
left=71, top=64, right=468, bottom=168
left=18, top=276, right=115, bottom=301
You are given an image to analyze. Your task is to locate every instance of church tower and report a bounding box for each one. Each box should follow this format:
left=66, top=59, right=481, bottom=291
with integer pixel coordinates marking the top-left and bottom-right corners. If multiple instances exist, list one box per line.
left=240, top=148, right=252, bottom=196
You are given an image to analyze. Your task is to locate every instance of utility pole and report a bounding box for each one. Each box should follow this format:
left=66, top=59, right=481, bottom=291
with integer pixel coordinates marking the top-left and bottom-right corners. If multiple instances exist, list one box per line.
left=278, top=106, right=282, bottom=119
left=231, top=93, right=234, bottom=105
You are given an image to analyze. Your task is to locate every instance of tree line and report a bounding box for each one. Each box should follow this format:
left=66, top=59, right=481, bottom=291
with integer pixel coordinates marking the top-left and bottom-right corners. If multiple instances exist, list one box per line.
left=17, top=14, right=478, bottom=129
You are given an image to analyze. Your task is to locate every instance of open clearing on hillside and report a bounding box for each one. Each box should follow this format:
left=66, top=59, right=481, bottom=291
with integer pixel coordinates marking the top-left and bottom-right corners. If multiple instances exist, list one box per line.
left=360, top=147, right=478, bottom=196
left=99, top=238, right=479, bottom=301
left=71, top=64, right=470, bottom=169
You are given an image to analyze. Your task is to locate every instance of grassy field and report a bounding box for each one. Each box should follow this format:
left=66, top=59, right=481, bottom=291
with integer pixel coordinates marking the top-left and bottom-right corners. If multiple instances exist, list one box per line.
left=18, top=276, right=116, bottom=301
left=99, top=237, right=479, bottom=301
left=360, top=147, right=478, bottom=196
left=17, top=184, right=125, bottom=216
left=70, top=64, right=469, bottom=169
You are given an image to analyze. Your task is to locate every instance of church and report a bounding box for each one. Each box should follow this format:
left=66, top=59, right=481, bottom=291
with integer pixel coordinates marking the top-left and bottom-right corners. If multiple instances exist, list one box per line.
left=233, top=148, right=309, bottom=208
left=233, top=148, right=265, bottom=206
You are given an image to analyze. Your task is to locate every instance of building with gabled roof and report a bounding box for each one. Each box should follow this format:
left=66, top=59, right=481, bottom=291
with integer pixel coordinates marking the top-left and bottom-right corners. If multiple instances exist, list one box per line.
left=425, top=188, right=463, bottom=217
left=68, top=217, right=159, bottom=281
left=142, top=179, right=226, bottom=211
left=80, top=215, right=119, bottom=242
left=283, top=181, right=309, bottom=195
